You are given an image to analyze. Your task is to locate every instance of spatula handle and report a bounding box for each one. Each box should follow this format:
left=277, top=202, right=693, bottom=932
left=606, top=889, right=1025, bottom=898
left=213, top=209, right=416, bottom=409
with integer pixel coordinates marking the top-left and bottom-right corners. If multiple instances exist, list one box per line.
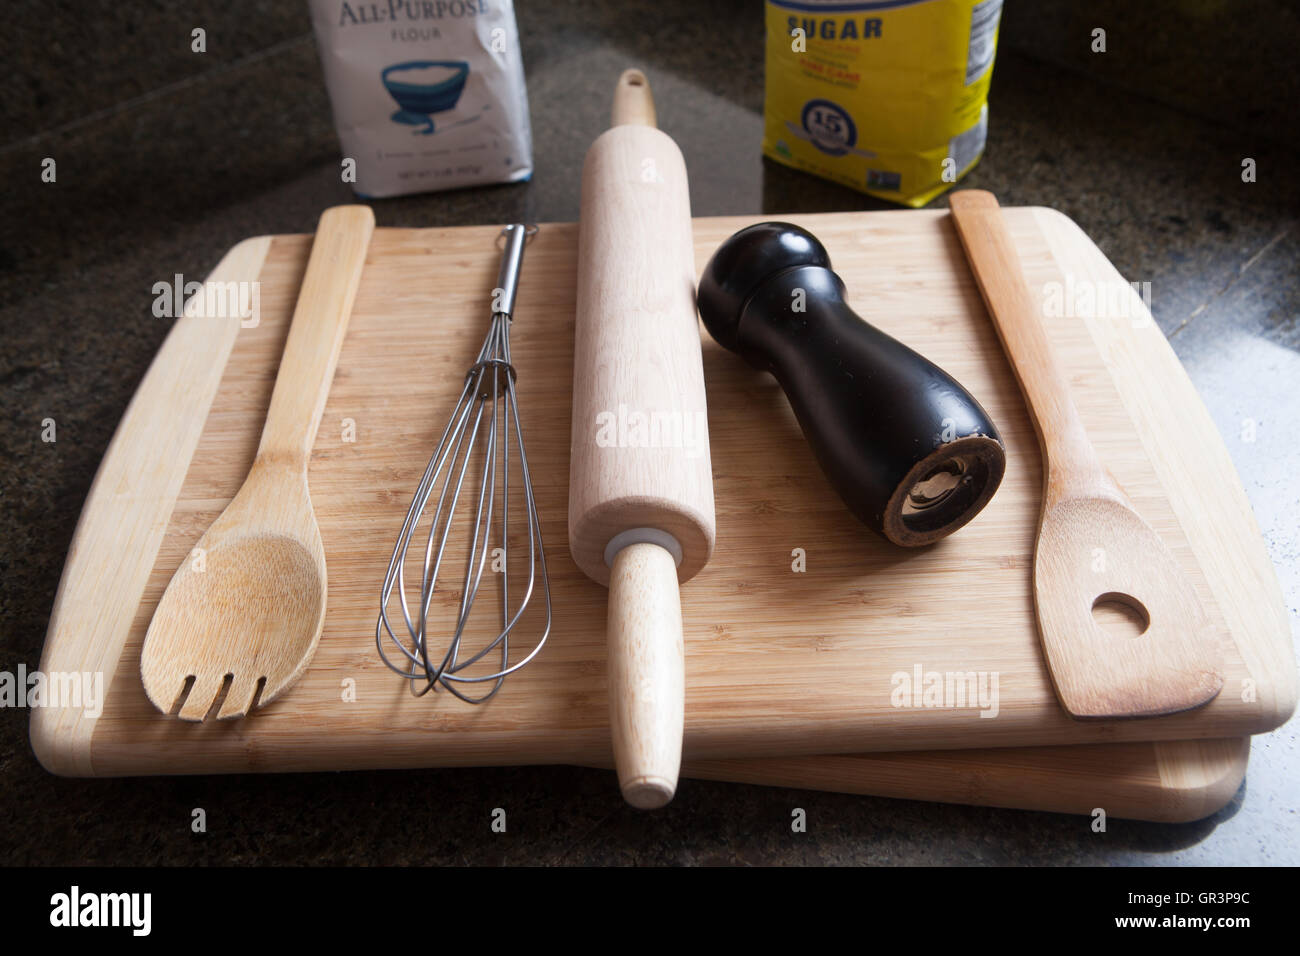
left=949, top=191, right=1105, bottom=495
left=256, top=205, right=375, bottom=466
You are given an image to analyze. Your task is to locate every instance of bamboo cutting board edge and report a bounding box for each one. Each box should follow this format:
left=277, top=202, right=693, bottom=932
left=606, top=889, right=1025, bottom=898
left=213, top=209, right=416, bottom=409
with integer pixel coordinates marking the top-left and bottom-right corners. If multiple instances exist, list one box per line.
left=29, top=211, right=1291, bottom=820
left=679, top=736, right=1250, bottom=823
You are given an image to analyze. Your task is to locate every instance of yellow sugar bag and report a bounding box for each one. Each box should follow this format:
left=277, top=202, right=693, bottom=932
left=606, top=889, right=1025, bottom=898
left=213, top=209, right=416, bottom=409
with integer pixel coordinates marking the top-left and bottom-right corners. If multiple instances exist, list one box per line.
left=764, top=0, right=1002, bottom=207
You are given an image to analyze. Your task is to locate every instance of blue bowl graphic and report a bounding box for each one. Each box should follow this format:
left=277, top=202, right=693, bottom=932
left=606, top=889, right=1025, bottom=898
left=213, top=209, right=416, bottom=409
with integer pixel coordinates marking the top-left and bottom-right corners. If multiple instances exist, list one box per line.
left=381, top=60, right=470, bottom=134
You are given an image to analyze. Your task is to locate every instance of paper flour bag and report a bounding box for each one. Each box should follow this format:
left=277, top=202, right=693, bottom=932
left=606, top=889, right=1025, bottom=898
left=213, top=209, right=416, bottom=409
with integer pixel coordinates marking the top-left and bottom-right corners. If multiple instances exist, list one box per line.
left=309, top=0, right=533, bottom=198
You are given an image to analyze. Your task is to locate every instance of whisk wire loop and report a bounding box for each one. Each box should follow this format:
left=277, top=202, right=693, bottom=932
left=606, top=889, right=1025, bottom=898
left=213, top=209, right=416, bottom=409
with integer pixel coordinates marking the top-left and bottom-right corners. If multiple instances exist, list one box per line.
left=376, top=225, right=551, bottom=702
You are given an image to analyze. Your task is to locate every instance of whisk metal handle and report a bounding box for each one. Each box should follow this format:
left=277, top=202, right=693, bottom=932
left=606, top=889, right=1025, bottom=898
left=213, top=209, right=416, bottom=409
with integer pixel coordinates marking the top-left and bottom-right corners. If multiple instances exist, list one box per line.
left=494, top=224, right=531, bottom=319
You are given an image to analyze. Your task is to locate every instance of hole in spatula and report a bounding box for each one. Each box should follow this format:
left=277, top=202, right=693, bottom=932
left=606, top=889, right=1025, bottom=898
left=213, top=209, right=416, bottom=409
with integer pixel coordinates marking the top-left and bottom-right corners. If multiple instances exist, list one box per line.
left=1092, top=592, right=1150, bottom=638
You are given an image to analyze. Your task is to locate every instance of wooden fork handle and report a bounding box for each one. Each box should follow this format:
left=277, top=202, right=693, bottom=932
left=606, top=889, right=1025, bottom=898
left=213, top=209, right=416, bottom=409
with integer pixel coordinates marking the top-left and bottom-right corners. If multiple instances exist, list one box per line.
left=949, top=191, right=1106, bottom=494
left=255, top=205, right=375, bottom=466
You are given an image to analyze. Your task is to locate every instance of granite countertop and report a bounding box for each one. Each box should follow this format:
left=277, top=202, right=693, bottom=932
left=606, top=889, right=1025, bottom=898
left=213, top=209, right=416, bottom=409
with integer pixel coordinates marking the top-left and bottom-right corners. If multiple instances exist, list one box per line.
left=1, top=0, right=1296, bottom=865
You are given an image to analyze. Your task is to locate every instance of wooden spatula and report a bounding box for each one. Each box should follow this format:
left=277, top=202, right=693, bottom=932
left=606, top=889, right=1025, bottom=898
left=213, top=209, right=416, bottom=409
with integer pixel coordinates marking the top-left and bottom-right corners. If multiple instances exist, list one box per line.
left=141, top=204, right=374, bottom=721
left=949, top=190, right=1222, bottom=718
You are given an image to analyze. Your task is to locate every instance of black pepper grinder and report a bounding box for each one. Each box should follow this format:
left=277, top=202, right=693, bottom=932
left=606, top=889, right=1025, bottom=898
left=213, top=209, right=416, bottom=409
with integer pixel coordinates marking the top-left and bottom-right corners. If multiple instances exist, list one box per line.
left=697, top=222, right=1005, bottom=546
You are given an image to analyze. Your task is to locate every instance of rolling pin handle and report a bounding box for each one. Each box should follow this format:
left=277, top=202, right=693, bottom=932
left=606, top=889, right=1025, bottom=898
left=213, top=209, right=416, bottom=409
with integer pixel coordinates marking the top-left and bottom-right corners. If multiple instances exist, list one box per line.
left=606, top=540, right=685, bottom=809
left=611, top=69, right=658, bottom=128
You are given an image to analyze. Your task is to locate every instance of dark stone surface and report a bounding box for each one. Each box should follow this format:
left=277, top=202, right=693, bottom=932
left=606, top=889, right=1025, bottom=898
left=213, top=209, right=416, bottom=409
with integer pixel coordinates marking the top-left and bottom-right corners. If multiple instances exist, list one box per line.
left=1, top=0, right=1296, bottom=865
left=997, top=0, right=1300, bottom=149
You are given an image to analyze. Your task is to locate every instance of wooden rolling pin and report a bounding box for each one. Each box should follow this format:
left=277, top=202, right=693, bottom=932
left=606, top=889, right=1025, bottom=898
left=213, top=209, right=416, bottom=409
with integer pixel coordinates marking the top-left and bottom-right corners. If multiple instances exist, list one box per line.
left=569, top=70, right=716, bottom=809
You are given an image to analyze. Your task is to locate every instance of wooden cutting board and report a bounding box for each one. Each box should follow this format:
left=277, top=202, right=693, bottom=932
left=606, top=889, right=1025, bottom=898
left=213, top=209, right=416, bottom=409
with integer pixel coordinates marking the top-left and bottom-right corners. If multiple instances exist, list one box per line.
left=683, top=737, right=1249, bottom=823
left=32, top=210, right=1292, bottom=822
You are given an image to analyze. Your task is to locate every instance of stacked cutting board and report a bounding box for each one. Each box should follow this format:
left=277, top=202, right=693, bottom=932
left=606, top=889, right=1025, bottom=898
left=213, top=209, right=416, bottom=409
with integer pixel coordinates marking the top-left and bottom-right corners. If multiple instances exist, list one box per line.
left=31, top=206, right=1294, bottom=821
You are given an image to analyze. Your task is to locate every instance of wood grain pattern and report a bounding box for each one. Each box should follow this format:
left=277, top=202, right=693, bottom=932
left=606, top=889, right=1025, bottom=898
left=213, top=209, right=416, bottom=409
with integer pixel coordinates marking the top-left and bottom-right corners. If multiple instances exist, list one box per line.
left=30, top=235, right=272, bottom=773
left=950, top=191, right=1223, bottom=719
left=607, top=541, right=686, bottom=807
left=569, top=123, right=715, bottom=586
left=139, top=205, right=374, bottom=721
left=680, top=737, right=1250, bottom=823
left=1032, top=208, right=1292, bottom=723
left=572, top=73, right=712, bottom=805
left=30, top=211, right=1294, bottom=796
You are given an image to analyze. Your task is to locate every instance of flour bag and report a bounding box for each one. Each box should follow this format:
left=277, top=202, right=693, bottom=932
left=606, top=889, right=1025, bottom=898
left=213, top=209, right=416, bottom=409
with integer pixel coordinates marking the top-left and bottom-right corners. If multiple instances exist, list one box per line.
left=763, top=0, right=1002, bottom=207
left=309, top=0, right=533, bottom=198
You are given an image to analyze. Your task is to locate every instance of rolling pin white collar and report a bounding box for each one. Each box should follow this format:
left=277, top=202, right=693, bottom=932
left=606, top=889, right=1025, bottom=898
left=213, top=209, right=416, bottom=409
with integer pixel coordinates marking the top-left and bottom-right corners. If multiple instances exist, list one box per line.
left=604, top=528, right=684, bottom=570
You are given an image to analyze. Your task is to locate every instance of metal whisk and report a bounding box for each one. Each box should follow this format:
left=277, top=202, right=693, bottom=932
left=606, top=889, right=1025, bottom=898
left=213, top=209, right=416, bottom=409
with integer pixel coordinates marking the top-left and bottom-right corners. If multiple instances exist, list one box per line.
left=376, top=223, right=551, bottom=702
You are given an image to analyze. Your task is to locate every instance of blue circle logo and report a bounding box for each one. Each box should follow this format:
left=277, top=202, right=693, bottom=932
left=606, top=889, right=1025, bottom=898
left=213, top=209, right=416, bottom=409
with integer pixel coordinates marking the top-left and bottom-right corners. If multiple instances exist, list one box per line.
left=800, top=99, right=857, bottom=157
